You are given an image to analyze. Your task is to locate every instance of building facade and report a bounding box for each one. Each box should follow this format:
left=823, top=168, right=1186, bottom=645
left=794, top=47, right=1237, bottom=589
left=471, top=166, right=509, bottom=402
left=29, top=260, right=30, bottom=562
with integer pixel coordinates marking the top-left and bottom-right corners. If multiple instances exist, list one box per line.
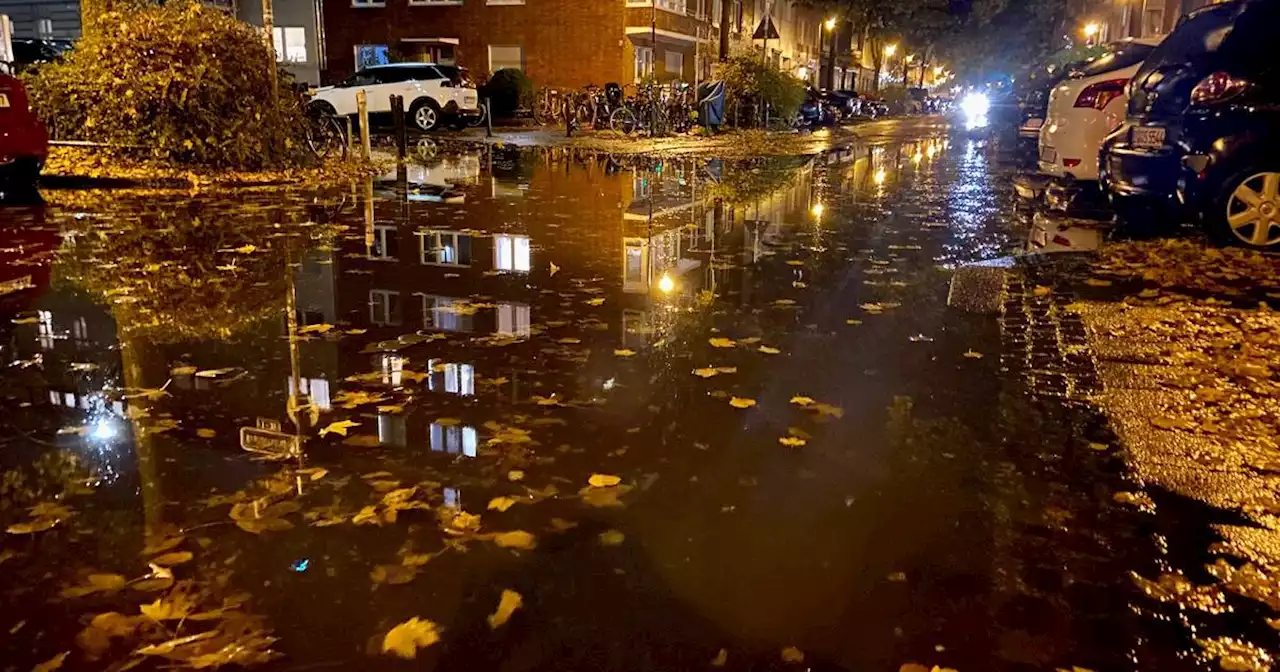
left=0, top=0, right=78, bottom=39
left=237, top=0, right=325, bottom=86
left=1090, top=0, right=1226, bottom=42
left=319, top=0, right=841, bottom=89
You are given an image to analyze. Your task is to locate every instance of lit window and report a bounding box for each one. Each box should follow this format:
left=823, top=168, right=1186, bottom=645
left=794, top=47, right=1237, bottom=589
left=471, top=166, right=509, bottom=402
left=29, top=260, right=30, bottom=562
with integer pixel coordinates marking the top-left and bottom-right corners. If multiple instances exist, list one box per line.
left=489, top=45, right=524, bottom=72
left=430, top=423, right=478, bottom=456
left=418, top=230, right=472, bottom=266
left=664, top=51, right=684, bottom=79
left=355, top=44, right=390, bottom=68
left=496, top=302, right=530, bottom=337
left=421, top=295, right=473, bottom=332
left=634, top=46, right=654, bottom=83
left=291, top=378, right=332, bottom=410
left=37, top=18, right=52, bottom=38
left=381, top=355, right=404, bottom=386
left=372, top=225, right=399, bottom=260
left=369, top=290, right=402, bottom=326
left=377, top=414, right=407, bottom=446
left=427, top=360, right=475, bottom=396
left=493, top=234, right=531, bottom=271
left=271, top=26, right=308, bottom=63
left=37, top=310, right=55, bottom=350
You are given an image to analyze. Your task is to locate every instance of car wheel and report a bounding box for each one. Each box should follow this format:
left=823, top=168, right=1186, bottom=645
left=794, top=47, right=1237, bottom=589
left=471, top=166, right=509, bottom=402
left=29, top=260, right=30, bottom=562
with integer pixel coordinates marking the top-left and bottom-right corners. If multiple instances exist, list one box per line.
left=409, top=99, right=442, bottom=132
left=1208, top=167, right=1280, bottom=250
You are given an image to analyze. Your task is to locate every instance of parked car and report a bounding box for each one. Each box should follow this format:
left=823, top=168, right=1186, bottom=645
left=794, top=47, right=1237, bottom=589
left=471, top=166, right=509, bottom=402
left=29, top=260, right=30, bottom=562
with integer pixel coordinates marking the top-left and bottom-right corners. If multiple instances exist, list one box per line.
left=799, top=89, right=841, bottom=127
left=1014, top=45, right=1106, bottom=145
left=0, top=73, right=50, bottom=193
left=309, top=63, right=481, bottom=132
left=5, top=38, right=72, bottom=70
left=1100, top=0, right=1280, bottom=249
left=1038, top=37, right=1161, bottom=181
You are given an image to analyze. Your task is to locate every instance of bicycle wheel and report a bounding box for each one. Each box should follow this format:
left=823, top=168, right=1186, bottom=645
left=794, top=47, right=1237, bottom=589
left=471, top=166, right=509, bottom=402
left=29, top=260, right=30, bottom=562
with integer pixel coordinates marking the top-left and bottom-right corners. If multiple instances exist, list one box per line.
left=610, top=107, right=638, bottom=135
left=306, top=115, right=347, bottom=160
left=466, top=103, right=488, bottom=128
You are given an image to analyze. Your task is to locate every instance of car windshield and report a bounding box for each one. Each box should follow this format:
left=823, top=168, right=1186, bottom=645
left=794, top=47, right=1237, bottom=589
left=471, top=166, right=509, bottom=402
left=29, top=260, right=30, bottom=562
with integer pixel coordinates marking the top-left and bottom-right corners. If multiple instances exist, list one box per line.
left=434, top=66, right=474, bottom=87
left=1076, top=42, right=1156, bottom=77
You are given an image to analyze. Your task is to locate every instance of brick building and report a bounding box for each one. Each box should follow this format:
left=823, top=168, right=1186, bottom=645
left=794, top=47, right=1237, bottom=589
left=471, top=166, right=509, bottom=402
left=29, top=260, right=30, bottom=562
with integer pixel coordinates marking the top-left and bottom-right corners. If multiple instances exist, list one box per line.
left=319, top=0, right=840, bottom=89
left=1086, top=0, right=1228, bottom=41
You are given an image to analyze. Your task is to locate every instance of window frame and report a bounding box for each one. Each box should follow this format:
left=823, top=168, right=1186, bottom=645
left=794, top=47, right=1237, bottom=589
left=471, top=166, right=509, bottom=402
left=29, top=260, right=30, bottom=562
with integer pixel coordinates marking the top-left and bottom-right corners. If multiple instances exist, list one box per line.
left=418, top=229, right=473, bottom=266
left=369, top=290, right=402, bottom=326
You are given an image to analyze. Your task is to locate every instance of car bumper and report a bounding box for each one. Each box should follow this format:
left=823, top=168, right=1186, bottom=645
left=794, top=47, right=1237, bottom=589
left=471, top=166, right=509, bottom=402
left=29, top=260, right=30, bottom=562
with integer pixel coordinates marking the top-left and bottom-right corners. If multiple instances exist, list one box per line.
left=0, top=119, right=50, bottom=165
left=443, top=99, right=481, bottom=115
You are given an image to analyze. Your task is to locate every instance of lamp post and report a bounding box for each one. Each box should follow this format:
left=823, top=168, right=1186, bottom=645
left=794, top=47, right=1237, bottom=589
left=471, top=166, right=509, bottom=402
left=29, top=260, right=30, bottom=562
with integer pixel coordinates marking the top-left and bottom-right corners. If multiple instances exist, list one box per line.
left=822, top=17, right=836, bottom=90
left=904, top=53, right=914, bottom=87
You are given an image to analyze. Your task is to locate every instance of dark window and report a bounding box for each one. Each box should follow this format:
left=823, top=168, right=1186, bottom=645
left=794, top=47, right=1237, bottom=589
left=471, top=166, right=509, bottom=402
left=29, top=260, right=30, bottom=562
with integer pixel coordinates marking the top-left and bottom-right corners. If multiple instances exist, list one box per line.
left=381, top=66, right=443, bottom=83
left=345, top=71, right=379, bottom=87
left=1076, top=42, right=1156, bottom=78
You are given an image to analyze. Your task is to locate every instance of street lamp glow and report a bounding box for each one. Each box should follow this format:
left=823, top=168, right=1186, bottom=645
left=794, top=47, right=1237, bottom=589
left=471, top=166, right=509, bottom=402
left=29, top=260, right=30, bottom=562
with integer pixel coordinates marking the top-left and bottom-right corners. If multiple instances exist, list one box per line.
left=1084, top=22, right=1100, bottom=38
left=905, top=54, right=915, bottom=64
left=811, top=203, right=825, bottom=217
left=934, top=66, right=944, bottom=76
left=824, top=17, right=837, bottom=31
left=658, top=273, right=675, bottom=294
left=884, top=44, right=898, bottom=57
left=873, top=169, right=887, bottom=186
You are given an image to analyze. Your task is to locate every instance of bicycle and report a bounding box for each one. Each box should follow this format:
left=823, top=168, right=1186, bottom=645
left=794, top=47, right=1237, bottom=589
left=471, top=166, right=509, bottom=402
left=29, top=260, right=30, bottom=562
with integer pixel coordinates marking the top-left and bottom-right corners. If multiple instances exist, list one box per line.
left=304, top=111, right=349, bottom=160
left=610, top=84, right=668, bottom=137
left=533, top=88, right=569, bottom=126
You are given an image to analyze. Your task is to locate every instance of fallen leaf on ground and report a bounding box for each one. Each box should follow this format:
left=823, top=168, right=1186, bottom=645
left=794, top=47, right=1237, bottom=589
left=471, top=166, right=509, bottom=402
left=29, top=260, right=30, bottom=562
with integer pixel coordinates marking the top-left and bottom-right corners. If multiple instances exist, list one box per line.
left=781, top=646, right=804, bottom=663
left=729, top=397, right=757, bottom=409
left=382, top=617, right=440, bottom=659
left=709, top=337, right=736, bottom=348
left=598, top=529, right=625, bottom=546
left=488, top=497, right=517, bottom=512
left=588, top=474, right=621, bottom=488
left=614, top=349, right=636, bottom=357
left=487, top=589, right=523, bottom=629
left=758, top=346, right=781, bottom=355
left=32, top=651, right=68, bottom=672
left=319, top=420, right=360, bottom=437
left=779, top=437, right=807, bottom=447
left=790, top=396, right=814, bottom=406
left=492, top=530, right=537, bottom=550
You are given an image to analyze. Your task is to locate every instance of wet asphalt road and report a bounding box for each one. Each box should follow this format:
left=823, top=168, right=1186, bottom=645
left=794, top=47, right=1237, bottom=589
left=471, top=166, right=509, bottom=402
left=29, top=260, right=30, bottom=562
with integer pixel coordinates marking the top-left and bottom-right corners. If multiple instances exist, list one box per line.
left=0, top=118, right=1239, bottom=671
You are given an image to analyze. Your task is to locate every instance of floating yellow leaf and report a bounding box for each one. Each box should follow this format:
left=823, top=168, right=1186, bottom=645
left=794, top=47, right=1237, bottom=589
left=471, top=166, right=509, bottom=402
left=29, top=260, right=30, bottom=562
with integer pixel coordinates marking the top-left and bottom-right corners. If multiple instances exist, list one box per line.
left=297, top=323, right=334, bottom=334
left=846, top=319, right=863, bottom=325
left=449, top=511, right=481, bottom=532
left=1033, top=285, right=1052, bottom=296
left=140, top=598, right=190, bottom=621
left=149, top=551, right=193, bottom=567
left=614, top=349, right=636, bottom=357
left=585, top=298, right=606, bottom=306
left=1085, top=278, right=1113, bottom=287
left=488, top=497, right=517, bottom=512
left=6, top=518, right=58, bottom=534
left=492, top=530, right=537, bottom=550
left=382, top=617, right=440, bottom=659
left=963, top=350, right=984, bottom=359
left=786, top=260, right=805, bottom=266
left=376, top=405, right=404, bottom=414
left=790, top=396, right=814, bottom=406
left=434, top=417, right=462, bottom=427
left=729, top=397, right=757, bottom=409
left=232, top=244, right=257, bottom=254
left=758, top=346, right=781, bottom=355
left=711, top=648, right=728, bottom=667
left=507, top=470, right=525, bottom=481
left=781, top=646, right=805, bottom=663
left=319, top=420, right=360, bottom=437
left=371, top=564, right=418, bottom=585
left=779, top=437, right=807, bottom=447
left=588, top=474, right=622, bottom=488
left=487, top=589, right=523, bottom=629
left=709, top=337, right=736, bottom=348
left=693, top=368, right=720, bottom=378
left=195, top=428, right=217, bottom=438
left=557, top=337, right=582, bottom=344
left=32, top=651, right=67, bottom=672
left=773, top=299, right=796, bottom=306
left=88, top=574, right=127, bottom=591
left=549, top=262, right=560, bottom=277
left=598, top=529, right=625, bottom=546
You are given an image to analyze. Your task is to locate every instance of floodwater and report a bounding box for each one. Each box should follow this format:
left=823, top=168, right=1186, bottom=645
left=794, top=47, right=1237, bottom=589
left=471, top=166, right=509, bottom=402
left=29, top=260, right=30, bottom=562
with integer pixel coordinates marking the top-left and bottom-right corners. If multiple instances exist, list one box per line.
left=0, top=120, right=1253, bottom=671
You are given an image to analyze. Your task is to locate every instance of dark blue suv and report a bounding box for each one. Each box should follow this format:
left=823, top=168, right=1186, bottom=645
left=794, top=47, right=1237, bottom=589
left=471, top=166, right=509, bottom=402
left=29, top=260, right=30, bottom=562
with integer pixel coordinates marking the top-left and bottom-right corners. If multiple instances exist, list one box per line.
left=1100, top=0, right=1280, bottom=250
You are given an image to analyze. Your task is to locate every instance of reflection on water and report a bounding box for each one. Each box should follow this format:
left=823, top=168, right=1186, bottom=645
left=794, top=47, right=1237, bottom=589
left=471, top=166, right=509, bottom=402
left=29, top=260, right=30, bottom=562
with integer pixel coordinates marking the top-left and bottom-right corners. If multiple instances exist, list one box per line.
left=2, top=135, right=1171, bottom=672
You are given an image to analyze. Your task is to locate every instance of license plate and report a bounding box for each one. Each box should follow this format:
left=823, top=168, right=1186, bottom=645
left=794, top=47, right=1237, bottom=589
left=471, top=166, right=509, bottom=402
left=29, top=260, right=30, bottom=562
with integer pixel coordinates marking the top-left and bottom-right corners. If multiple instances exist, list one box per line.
left=1039, top=146, right=1058, bottom=164
left=1131, top=126, right=1166, bottom=149
left=0, top=93, right=9, bottom=108
left=464, top=96, right=477, bottom=106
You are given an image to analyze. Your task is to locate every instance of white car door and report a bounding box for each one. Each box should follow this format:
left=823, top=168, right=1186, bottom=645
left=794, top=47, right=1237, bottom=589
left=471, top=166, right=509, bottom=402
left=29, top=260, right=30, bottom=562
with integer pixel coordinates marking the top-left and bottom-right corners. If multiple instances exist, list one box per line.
left=321, top=71, right=377, bottom=116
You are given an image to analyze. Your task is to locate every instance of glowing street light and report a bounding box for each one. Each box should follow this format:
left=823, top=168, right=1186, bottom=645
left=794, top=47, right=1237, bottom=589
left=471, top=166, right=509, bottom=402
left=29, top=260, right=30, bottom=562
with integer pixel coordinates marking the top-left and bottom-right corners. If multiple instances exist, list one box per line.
left=884, top=43, right=898, bottom=58
left=658, top=273, right=675, bottom=294
left=811, top=203, right=825, bottom=217
left=824, top=17, right=837, bottom=31
left=934, top=66, right=944, bottom=76
left=1083, top=22, right=1100, bottom=38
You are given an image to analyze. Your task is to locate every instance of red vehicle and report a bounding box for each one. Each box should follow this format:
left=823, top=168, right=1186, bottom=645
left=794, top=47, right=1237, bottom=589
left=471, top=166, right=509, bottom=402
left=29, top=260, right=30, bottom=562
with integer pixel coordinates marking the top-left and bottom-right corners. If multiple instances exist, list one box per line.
left=0, top=72, right=49, bottom=191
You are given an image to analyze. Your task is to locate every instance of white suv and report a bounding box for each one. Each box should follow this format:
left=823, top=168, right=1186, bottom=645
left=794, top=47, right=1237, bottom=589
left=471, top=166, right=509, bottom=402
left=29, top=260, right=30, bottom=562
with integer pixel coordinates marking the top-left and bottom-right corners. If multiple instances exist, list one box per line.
left=309, top=63, right=480, bottom=132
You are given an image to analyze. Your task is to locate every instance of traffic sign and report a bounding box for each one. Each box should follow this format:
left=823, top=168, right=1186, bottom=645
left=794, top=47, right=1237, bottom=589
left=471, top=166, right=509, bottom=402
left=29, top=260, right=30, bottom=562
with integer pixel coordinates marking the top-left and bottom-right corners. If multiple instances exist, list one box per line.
left=752, top=15, right=780, bottom=41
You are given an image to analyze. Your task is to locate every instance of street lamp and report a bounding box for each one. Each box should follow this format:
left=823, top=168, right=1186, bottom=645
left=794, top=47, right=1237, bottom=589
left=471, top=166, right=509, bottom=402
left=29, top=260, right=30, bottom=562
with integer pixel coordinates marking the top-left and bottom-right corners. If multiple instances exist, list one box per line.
left=1083, top=22, right=1100, bottom=45
left=884, top=43, right=898, bottom=58
left=818, top=17, right=837, bottom=90
left=824, top=17, right=836, bottom=31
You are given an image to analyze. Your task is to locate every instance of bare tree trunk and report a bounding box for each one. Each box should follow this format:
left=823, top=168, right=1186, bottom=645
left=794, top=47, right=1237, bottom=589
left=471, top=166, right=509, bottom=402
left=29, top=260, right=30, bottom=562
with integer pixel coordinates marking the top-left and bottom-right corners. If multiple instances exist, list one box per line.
left=262, top=0, right=279, bottom=99
left=870, top=35, right=882, bottom=93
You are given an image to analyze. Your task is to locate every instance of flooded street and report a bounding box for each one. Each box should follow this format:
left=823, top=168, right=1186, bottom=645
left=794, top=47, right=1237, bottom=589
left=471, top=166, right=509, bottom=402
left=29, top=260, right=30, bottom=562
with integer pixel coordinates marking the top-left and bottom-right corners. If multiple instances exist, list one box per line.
left=0, top=119, right=1252, bottom=671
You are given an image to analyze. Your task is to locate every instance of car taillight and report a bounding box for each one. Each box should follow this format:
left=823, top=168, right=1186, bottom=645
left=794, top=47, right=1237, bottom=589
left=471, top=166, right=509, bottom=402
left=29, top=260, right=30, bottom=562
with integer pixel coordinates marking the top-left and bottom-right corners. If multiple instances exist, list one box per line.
left=1074, top=78, right=1128, bottom=111
left=1190, top=71, right=1248, bottom=105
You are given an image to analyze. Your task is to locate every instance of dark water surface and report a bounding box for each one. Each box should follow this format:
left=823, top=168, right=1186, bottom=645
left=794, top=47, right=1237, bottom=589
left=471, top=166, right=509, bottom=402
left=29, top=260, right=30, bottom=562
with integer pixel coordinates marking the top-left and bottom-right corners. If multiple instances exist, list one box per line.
left=0, top=125, right=1218, bottom=671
